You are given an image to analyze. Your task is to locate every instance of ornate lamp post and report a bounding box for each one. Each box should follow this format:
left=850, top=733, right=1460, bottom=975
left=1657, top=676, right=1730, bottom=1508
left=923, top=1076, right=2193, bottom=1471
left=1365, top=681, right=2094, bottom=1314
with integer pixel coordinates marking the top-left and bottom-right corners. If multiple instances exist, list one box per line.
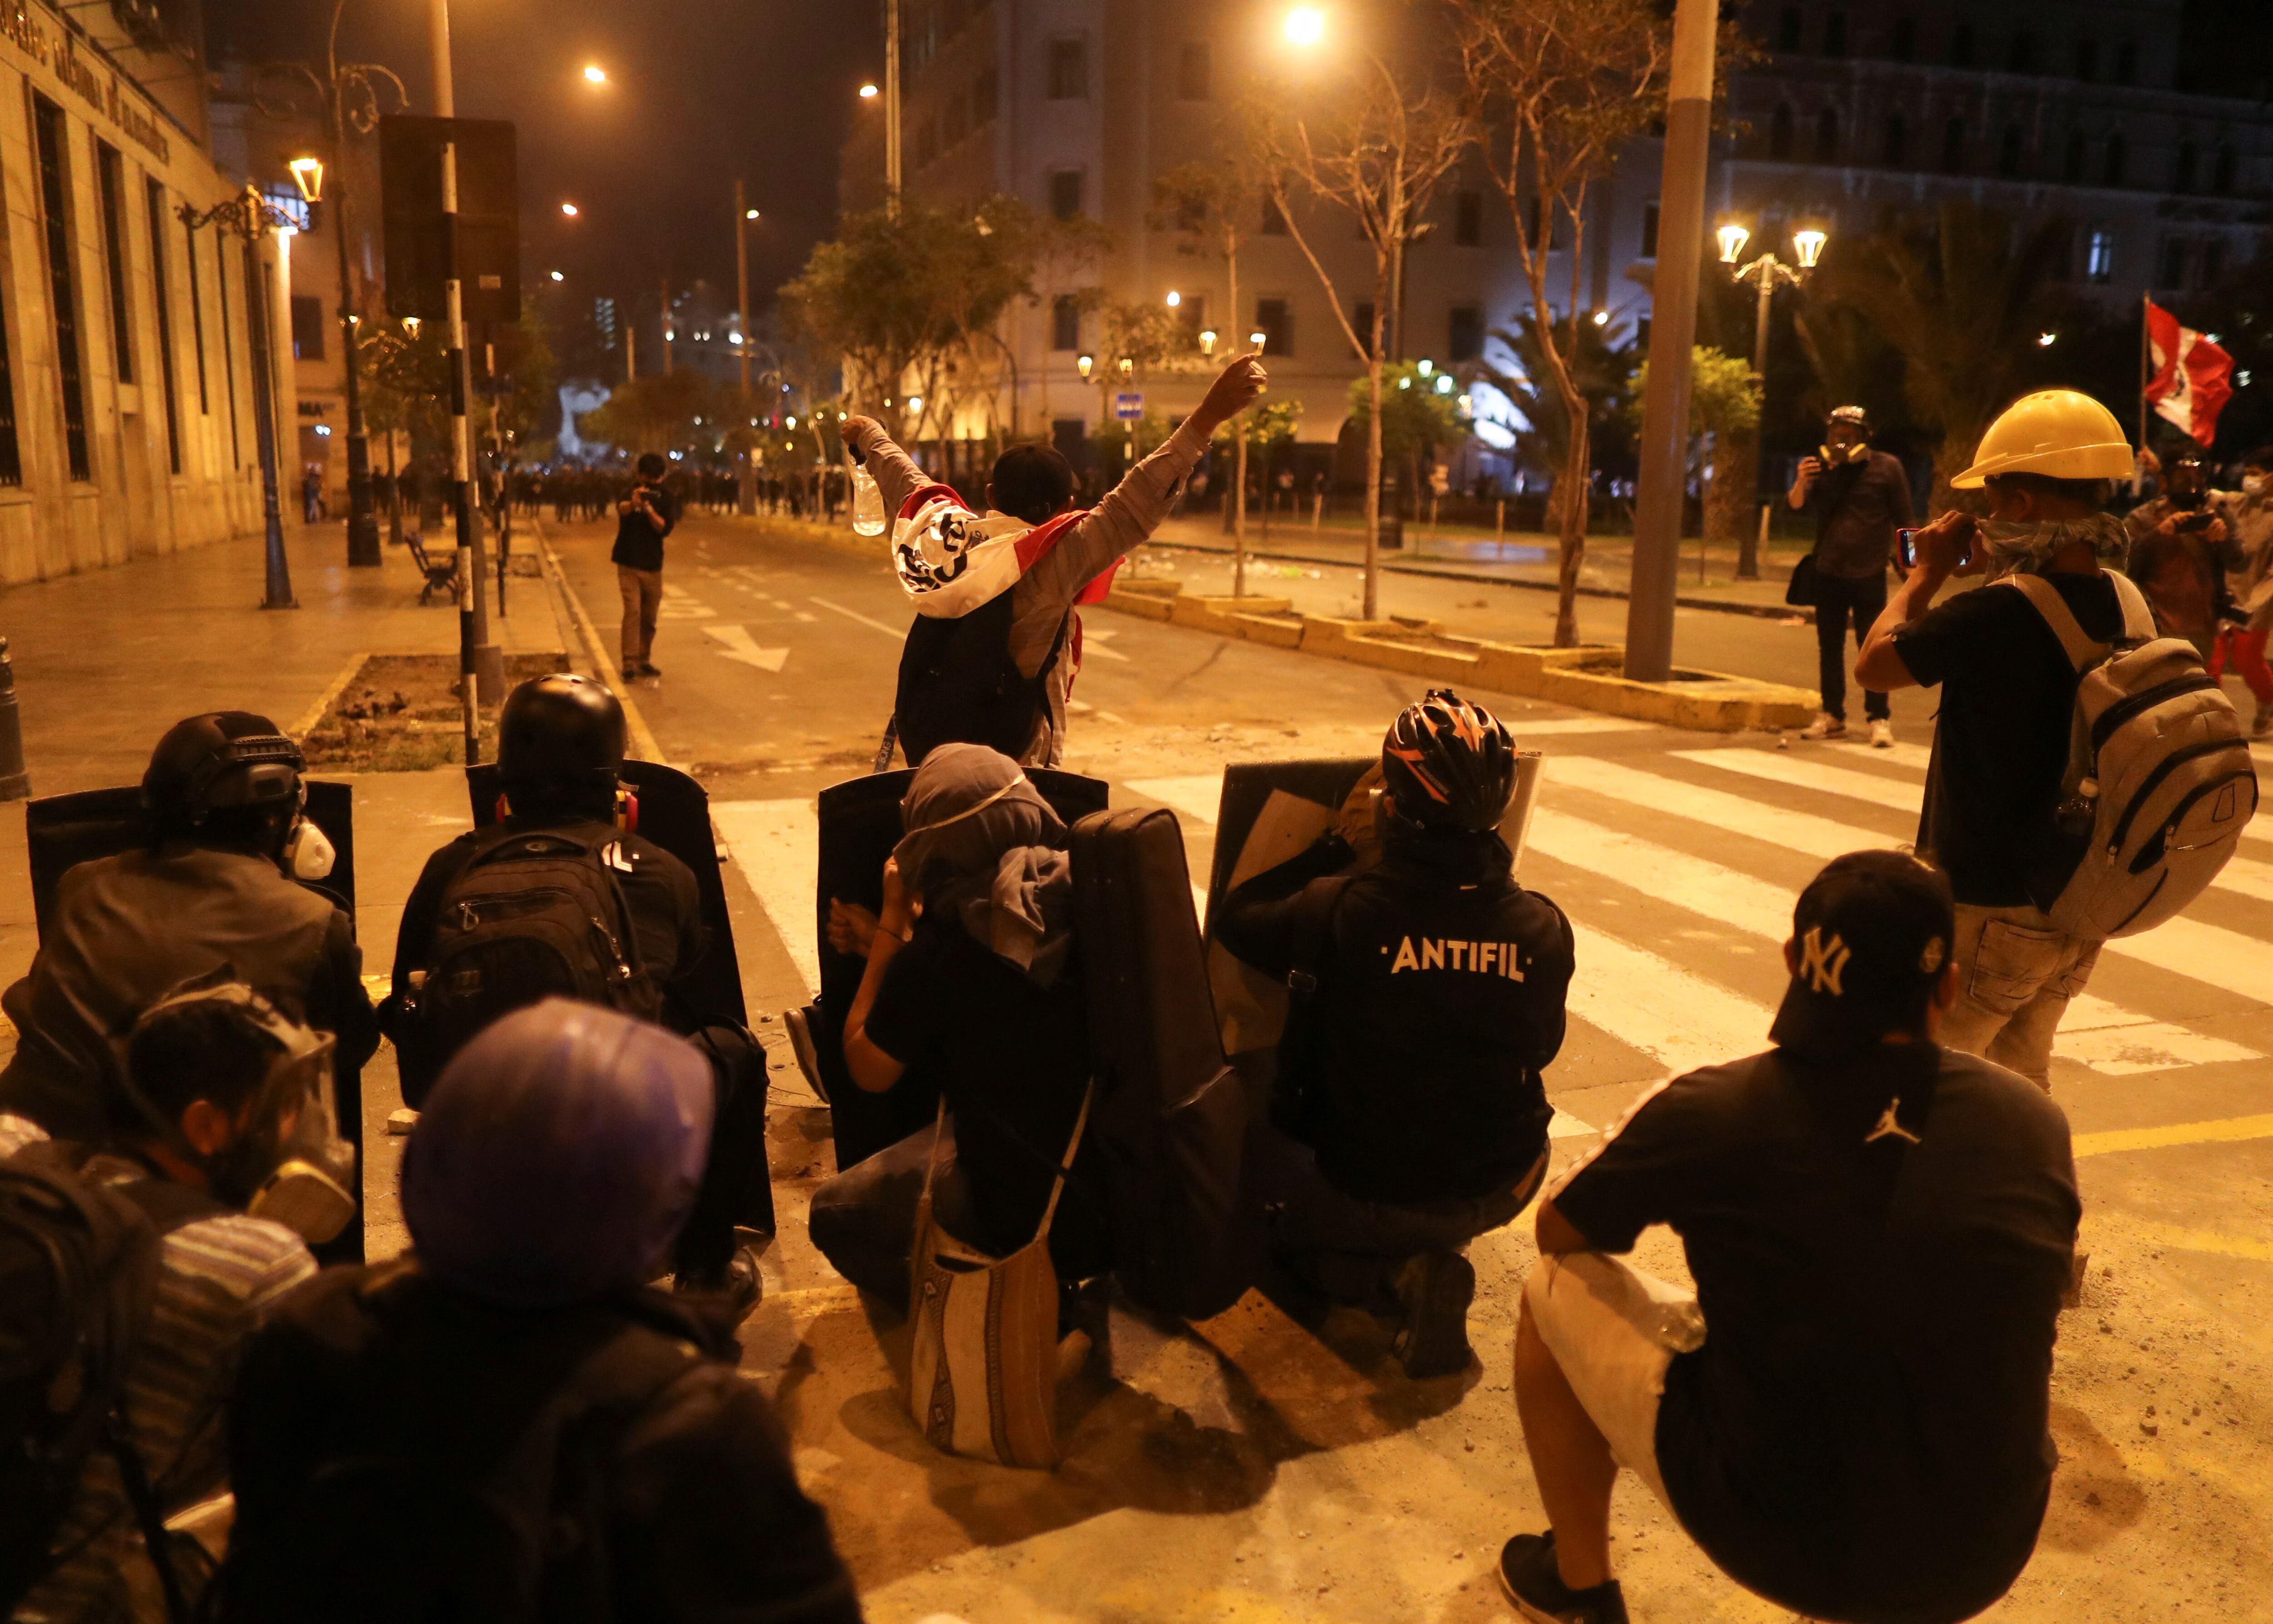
left=183, top=187, right=298, bottom=609
left=1717, top=221, right=1827, bottom=579
left=286, top=153, right=381, bottom=566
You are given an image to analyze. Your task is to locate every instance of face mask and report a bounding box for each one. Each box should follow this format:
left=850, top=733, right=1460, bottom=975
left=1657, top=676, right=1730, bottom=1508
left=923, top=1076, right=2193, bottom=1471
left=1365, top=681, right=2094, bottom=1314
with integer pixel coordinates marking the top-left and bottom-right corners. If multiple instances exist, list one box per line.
left=1819, top=440, right=1866, bottom=466
left=2244, top=475, right=2268, bottom=497
left=283, top=816, right=335, bottom=881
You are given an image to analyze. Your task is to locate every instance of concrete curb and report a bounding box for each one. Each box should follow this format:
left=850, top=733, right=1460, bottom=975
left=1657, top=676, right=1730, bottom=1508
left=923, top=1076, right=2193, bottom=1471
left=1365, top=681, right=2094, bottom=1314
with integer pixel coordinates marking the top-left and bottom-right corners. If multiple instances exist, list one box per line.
left=1103, top=581, right=1819, bottom=734
left=1136, top=535, right=1812, bottom=621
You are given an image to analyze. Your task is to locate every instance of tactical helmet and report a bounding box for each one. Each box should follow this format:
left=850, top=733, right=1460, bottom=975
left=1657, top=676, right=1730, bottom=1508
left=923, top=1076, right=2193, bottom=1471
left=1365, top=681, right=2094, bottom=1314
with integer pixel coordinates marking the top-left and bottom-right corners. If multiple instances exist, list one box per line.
left=1380, top=688, right=1519, bottom=832
left=497, top=674, right=627, bottom=798
left=141, top=712, right=303, bottom=828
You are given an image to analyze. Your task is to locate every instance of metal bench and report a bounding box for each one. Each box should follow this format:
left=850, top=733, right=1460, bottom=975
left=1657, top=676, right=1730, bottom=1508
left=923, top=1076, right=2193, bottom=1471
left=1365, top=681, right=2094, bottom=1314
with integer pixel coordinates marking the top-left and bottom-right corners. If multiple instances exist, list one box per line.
left=403, top=533, right=459, bottom=605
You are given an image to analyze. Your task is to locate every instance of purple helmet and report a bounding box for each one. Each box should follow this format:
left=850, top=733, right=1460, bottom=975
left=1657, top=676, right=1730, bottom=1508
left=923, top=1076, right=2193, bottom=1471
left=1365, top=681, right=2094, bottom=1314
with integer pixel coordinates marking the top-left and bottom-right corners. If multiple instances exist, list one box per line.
left=401, top=999, right=713, bottom=1308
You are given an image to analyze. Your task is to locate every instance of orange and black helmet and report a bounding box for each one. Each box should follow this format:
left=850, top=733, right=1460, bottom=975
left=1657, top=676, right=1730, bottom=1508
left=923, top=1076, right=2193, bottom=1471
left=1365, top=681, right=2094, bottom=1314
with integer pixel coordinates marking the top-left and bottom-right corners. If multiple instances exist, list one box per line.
left=1381, top=688, right=1517, bottom=832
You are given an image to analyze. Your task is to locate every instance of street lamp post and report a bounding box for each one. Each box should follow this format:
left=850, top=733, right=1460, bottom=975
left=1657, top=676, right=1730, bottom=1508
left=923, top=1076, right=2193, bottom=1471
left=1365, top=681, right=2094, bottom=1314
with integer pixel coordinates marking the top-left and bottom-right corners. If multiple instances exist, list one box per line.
left=1717, top=222, right=1825, bottom=580
left=287, top=155, right=382, bottom=567
left=734, top=187, right=758, bottom=515
left=183, top=188, right=298, bottom=610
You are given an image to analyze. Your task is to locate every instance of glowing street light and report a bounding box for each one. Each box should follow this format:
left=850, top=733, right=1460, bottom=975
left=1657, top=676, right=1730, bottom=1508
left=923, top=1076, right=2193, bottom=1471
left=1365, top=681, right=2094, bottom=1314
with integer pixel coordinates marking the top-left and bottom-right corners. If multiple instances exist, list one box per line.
left=859, top=82, right=880, bottom=99
left=1199, top=329, right=1218, bottom=356
left=2038, top=331, right=2058, bottom=347
left=1249, top=330, right=1267, bottom=353
left=744, top=208, right=761, bottom=221
left=548, top=270, right=564, bottom=282
left=561, top=201, right=580, bottom=217
left=1717, top=219, right=1831, bottom=578
left=401, top=315, right=422, bottom=339
left=1165, top=290, right=1182, bottom=307
left=1285, top=7, right=1327, bottom=46
left=1716, top=222, right=1751, bottom=264
left=1076, top=353, right=1094, bottom=379
left=287, top=156, right=324, bottom=204
left=1592, top=309, right=1610, bottom=325
left=582, top=64, right=608, bottom=85
left=1792, top=228, right=1828, bottom=270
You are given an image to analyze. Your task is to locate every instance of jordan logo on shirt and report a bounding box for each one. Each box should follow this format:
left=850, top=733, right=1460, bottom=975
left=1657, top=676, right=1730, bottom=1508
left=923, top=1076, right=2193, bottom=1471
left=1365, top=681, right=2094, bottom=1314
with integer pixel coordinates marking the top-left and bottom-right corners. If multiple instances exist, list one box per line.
left=1866, top=1099, right=1921, bottom=1145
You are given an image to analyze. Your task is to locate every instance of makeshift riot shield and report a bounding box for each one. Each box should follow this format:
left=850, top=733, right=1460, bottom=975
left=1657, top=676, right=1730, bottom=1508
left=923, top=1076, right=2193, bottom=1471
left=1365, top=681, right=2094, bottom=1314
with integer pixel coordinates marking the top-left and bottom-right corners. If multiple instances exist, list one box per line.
left=467, top=759, right=747, bottom=1029
left=1200, top=754, right=1541, bottom=1066
left=811, top=766, right=1109, bottom=1171
left=23, top=781, right=368, bottom=1265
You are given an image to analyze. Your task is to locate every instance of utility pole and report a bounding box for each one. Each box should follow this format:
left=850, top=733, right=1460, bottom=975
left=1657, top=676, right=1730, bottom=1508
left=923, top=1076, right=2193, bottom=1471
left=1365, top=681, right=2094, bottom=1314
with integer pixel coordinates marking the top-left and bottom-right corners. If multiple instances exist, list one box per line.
left=884, top=0, right=902, bottom=212
left=661, top=276, right=673, bottom=375
left=430, top=0, right=501, bottom=744
left=1622, top=0, right=1720, bottom=683
left=735, top=181, right=756, bottom=516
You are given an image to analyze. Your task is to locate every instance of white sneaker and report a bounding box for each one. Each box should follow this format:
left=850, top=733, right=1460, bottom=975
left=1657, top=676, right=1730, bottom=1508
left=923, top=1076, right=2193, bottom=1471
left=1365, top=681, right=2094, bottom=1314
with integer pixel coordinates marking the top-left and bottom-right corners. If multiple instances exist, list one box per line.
left=1799, top=712, right=1847, bottom=740
left=1869, top=719, right=1895, bottom=749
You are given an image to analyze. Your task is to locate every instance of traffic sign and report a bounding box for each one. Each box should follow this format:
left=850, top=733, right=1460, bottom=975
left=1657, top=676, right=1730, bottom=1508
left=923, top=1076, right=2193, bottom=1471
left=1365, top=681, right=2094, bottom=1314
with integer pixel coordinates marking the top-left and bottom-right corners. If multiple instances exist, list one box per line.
left=1114, top=392, right=1144, bottom=422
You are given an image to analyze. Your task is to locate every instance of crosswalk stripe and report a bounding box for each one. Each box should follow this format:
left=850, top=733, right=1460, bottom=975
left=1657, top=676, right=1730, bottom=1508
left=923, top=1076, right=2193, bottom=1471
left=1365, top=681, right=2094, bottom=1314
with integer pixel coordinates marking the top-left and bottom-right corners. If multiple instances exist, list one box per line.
left=1566, top=923, right=1773, bottom=1075
left=1527, top=808, right=2261, bottom=1076
left=711, top=800, right=821, bottom=997
left=1549, top=755, right=2273, bottom=1008
left=1681, top=746, right=2273, bottom=904
left=1505, top=716, right=1661, bottom=736
left=1126, top=775, right=1228, bottom=822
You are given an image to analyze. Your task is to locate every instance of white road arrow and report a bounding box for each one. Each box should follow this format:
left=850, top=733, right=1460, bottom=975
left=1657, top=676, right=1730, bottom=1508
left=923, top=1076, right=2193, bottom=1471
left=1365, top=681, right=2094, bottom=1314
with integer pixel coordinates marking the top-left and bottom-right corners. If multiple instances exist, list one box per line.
left=702, top=623, right=790, bottom=672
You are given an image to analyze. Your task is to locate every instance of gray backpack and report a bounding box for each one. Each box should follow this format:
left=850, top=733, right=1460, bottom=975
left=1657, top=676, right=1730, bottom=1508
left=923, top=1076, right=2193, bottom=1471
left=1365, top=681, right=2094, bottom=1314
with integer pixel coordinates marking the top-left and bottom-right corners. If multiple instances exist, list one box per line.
left=2010, top=570, right=2260, bottom=937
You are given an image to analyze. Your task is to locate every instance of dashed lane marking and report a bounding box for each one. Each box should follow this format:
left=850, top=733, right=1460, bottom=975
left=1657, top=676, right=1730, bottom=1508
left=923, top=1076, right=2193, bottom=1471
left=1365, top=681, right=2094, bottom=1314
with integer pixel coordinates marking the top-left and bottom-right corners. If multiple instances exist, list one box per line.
left=711, top=799, right=821, bottom=997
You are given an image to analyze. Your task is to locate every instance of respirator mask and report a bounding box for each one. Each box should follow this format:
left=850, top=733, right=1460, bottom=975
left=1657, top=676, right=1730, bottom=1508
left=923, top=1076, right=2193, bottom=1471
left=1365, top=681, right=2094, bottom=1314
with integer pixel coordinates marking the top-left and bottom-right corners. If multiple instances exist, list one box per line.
left=1817, top=439, right=1868, bottom=467
left=120, top=972, right=358, bottom=1243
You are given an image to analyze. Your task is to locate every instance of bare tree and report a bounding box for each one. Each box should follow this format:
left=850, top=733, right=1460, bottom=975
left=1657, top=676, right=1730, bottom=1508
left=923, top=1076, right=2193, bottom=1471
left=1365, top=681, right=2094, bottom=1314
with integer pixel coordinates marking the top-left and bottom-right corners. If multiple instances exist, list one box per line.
left=1453, top=0, right=1670, bottom=646
left=1153, top=156, right=1264, bottom=594
left=1248, top=58, right=1472, bottom=620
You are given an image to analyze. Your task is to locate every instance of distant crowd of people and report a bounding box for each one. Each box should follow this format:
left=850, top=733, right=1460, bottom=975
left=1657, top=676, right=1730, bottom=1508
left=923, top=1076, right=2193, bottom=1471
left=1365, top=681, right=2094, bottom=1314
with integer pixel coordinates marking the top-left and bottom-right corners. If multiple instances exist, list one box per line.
left=4, top=358, right=2259, bottom=1624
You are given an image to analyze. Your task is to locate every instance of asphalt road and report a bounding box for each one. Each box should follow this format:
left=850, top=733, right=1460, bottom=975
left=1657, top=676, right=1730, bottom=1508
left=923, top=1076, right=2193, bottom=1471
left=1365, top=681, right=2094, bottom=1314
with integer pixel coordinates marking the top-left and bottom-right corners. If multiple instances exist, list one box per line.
left=544, top=506, right=2273, bottom=1624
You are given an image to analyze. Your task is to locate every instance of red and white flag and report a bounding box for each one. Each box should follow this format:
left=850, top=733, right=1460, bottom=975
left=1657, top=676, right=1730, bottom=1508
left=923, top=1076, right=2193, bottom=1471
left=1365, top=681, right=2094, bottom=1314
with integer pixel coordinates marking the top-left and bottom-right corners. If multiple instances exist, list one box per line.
left=2144, top=299, right=2235, bottom=447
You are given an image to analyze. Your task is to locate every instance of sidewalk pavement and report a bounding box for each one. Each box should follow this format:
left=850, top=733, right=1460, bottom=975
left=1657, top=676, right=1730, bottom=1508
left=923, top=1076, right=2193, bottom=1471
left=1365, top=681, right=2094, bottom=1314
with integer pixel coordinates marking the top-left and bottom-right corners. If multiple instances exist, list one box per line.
left=1145, top=512, right=1810, bottom=617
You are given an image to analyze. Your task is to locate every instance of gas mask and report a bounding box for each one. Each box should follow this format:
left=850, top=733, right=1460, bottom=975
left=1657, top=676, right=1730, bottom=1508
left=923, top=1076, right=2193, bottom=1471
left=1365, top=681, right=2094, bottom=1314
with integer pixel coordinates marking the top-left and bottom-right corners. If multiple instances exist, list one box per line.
left=120, top=972, right=358, bottom=1243
left=1818, top=439, right=1868, bottom=467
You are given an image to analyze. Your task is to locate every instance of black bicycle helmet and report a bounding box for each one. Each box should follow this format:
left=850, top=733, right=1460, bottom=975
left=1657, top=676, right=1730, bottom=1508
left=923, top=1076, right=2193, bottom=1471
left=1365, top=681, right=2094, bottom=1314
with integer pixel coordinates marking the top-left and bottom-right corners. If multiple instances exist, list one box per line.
left=497, top=675, right=626, bottom=799
left=1380, top=688, right=1518, bottom=832
left=141, top=712, right=303, bottom=827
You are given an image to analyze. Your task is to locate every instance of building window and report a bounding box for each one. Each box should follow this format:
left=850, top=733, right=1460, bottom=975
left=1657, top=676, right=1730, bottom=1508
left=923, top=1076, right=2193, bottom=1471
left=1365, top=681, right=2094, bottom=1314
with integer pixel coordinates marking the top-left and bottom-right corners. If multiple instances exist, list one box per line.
left=1046, top=35, right=1088, bottom=100
left=1770, top=104, right=1795, bottom=160
left=95, top=141, right=133, bottom=386
left=1351, top=300, right=1375, bottom=357
left=1949, top=23, right=1975, bottom=67
left=1454, top=189, right=1483, bottom=247
left=1998, top=124, right=2024, bottom=177
left=1640, top=200, right=1660, bottom=258
left=1261, top=194, right=1289, bottom=235
left=183, top=210, right=208, bottom=413
left=1882, top=113, right=1907, bottom=166
left=1255, top=296, right=1292, bottom=359
left=2086, top=229, right=2114, bottom=283
left=1048, top=168, right=1084, bottom=220
left=1636, top=315, right=1651, bottom=349
left=1448, top=305, right=1484, bottom=363
left=2007, top=30, right=2035, bottom=73
left=2202, top=237, right=2227, bottom=287
left=1940, top=117, right=1966, bottom=174
left=1177, top=40, right=1211, bottom=101
left=2213, top=143, right=2236, bottom=195
left=2113, top=38, right=2135, bottom=85
left=2174, top=139, right=2199, bottom=193
left=290, top=294, right=326, bottom=361
left=1823, top=11, right=1847, bottom=57
left=32, top=97, right=90, bottom=482
left=973, top=66, right=1000, bottom=124
left=2160, top=238, right=2188, bottom=289
left=1815, top=108, right=1840, bottom=161
left=1777, top=6, right=1802, bottom=51
left=2103, top=132, right=2126, bottom=187
left=1888, top=17, right=1916, bottom=61
left=2063, top=131, right=2086, bottom=183
left=2074, top=38, right=2098, bottom=82
left=144, top=180, right=179, bottom=475
left=1050, top=293, right=1081, bottom=351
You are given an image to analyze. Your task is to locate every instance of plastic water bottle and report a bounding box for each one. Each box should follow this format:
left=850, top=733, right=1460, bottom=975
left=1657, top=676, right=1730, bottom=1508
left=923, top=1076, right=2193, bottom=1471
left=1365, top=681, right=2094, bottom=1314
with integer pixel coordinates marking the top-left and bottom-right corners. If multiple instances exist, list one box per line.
left=851, top=459, right=886, bottom=537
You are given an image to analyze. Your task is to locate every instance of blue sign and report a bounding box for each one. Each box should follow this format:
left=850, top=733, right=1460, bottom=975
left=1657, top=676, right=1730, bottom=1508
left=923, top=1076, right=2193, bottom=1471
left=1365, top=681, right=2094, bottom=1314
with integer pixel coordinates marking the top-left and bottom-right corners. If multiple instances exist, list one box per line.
left=1114, top=391, right=1144, bottom=422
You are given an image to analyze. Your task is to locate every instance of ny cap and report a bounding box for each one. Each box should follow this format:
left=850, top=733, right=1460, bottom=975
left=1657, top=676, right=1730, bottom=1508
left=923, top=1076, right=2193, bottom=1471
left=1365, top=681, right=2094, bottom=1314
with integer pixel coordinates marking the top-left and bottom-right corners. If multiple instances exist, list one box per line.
left=1770, top=851, right=1955, bottom=1060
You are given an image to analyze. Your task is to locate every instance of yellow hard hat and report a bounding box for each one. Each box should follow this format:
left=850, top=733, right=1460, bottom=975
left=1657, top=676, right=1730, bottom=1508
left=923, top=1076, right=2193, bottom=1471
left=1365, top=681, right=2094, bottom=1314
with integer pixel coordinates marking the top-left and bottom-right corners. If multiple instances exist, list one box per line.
left=1951, top=390, right=2135, bottom=488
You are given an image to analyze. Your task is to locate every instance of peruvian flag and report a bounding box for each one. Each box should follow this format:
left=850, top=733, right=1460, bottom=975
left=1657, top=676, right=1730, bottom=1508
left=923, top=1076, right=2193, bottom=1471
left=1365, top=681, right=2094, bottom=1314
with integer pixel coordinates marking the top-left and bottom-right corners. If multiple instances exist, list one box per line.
left=2145, top=299, right=2235, bottom=447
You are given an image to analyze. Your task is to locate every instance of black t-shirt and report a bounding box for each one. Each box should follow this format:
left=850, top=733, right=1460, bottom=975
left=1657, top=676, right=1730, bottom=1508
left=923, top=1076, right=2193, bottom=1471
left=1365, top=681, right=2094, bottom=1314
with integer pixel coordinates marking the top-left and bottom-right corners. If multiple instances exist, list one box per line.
left=1808, top=451, right=1914, bottom=578
left=864, top=919, right=1104, bottom=1263
left=1214, top=831, right=1574, bottom=1204
left=611, top=484, right=678, bottom=572
left=1552, top=1044, right=2078, bottom=1624
left=1892, top=571, right=2123, bottom=906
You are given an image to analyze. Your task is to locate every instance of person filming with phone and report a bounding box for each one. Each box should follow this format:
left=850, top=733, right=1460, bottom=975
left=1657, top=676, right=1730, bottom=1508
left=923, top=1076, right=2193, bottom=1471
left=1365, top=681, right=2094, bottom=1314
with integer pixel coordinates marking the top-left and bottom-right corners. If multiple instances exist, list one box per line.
left=1789, top=405, right=1913, bottom=749
left=612, top=453, right=679, bottom=680
left=1853, top=391, right=2138, bottom=1087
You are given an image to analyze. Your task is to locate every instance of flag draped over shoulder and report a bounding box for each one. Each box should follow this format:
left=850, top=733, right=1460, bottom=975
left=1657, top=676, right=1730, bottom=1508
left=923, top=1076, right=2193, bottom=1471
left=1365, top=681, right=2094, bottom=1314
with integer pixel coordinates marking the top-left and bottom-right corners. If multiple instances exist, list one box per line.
left=2145, top=299, right=2235, bottom=448
left=888, top=483, right=1120, bottom=619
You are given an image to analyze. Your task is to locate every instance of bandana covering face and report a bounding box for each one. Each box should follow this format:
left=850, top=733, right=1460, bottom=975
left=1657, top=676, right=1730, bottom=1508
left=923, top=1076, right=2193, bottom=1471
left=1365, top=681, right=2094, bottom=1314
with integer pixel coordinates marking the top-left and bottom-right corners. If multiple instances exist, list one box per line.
left=889, top=482, right=1109, bottom=619
left=1975, top=512, right=2130, bottom=578
left=892, top=743, right=1076, bottom=984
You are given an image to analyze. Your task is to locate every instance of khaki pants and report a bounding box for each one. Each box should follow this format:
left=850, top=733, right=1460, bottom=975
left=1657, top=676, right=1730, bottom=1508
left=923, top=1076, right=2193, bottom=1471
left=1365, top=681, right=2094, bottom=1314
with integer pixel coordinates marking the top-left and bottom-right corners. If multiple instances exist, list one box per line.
left=618, top=565, right=661, bottom=667
left=1941, top=901, right=2103, bottom=1088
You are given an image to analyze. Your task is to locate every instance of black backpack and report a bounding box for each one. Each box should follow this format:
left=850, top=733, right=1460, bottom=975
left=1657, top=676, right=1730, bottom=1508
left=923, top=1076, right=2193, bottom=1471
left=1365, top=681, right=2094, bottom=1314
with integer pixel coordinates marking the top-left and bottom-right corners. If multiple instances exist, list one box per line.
left=215, top=1265, right=706, bottom=1624
left=396, top=824, right=664, bottom=1098
left=892, top=593, right=1067, bottom=767
left=0, top=1140, right=218, bottom=1619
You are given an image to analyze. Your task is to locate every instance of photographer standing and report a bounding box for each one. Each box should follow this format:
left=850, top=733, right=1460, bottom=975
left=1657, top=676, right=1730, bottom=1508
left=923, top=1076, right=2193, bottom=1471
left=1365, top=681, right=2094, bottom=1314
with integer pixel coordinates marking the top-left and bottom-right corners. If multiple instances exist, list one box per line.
left=612, top=452, right=679, bottom=680
left=1853, top=390, right=2136, bottom=1086
left=2123, top=449, right=2244, bottom=662
left=1788, top=406, right=1912, bottom=748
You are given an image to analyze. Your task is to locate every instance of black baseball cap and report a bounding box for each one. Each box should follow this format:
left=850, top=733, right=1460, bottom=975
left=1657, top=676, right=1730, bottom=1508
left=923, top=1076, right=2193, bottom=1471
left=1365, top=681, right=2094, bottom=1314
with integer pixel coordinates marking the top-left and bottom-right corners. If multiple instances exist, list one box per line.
left=1769, top=851, right=1955, bottom=1061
